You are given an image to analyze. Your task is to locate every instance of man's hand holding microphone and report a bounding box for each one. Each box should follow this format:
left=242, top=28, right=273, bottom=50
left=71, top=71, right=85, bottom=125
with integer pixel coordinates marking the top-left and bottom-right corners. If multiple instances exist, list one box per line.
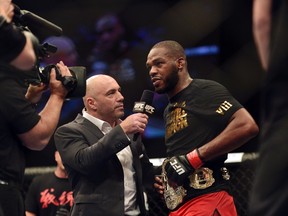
left=120, top=90, right=155, bottom=139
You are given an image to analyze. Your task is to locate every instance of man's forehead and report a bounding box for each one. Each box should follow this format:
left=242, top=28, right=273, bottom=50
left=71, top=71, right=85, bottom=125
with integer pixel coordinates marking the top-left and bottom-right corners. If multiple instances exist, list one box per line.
left=148, top=47, right=170, bottom=59
left=103, top=80, right=120, bottom=92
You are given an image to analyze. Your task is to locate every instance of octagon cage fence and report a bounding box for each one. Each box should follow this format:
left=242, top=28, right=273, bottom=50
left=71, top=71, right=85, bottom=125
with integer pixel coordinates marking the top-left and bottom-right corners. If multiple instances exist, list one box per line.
left=24, top=152, right=257, bottom=216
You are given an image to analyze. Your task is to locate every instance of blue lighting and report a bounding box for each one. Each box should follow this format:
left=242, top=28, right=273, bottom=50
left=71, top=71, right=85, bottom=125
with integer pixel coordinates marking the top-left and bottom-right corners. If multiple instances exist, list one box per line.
left=185, top=45, right=219, bottom=57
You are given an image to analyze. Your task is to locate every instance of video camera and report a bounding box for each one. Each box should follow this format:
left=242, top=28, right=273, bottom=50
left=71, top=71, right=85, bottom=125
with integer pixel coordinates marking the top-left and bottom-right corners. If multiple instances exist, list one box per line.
left=12, top=4, right=86, bottom=98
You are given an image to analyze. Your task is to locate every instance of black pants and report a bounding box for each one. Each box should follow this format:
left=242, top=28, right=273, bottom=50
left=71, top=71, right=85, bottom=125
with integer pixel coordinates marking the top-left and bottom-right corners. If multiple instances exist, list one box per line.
left=0, top=184, right=25, bottom=216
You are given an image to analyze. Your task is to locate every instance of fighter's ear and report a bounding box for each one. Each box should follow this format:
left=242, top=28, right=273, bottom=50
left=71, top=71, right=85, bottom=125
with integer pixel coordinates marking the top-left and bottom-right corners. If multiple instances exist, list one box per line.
left=176, top=57, right=184, bottom=69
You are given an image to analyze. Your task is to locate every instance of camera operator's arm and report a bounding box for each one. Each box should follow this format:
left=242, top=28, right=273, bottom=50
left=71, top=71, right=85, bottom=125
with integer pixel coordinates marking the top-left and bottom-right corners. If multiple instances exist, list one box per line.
left=18, top=61, right=71, bottom=150
left=0, top=1, right=36, bottom=70
left=25, top=83, right=47, bottom=104
left=10, top=31, right=37, bottom=70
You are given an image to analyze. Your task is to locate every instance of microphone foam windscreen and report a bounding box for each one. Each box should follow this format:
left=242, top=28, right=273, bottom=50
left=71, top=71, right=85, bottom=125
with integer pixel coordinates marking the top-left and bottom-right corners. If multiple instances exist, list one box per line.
left=140, top=90, right=154, bottom=105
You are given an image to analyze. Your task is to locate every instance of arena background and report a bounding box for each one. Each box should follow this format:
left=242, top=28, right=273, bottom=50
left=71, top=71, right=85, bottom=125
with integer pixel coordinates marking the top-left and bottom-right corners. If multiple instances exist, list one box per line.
left=13, top=1, right=262, bottom=215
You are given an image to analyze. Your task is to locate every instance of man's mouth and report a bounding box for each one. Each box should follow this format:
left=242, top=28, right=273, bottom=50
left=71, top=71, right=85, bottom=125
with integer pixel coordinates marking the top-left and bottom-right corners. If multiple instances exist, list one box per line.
left=151, top=77, right=161, bottom=86
left=116, top=104, right=124, bottom=109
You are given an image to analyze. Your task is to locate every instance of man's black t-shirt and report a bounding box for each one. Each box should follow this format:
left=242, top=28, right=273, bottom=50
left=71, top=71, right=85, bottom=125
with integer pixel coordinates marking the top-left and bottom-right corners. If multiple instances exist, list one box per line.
left=25, top=173, right=73, bottom=216
left=0, top=75, right=40, bottom=185
left=163, top=79, right=243, bottom=201
left=164, top=79, right=243, bottom=157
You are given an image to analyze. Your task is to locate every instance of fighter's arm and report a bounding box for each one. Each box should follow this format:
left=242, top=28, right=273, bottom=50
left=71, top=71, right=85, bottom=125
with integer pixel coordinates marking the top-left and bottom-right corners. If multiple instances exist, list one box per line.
left=165, top=108, right=259, bottom=185
left=198, top=108, right=259, bottom=161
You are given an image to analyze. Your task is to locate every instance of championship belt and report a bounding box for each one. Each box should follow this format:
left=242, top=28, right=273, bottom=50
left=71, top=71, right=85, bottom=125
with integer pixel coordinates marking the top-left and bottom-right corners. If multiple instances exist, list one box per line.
left=161, top=159, right=187, bottom=210
left=189, top=167, right=215, bottom=189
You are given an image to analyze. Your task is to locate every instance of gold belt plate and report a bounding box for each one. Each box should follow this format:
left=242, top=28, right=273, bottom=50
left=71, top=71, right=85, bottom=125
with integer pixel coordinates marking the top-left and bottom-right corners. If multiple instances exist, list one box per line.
left=189, top=167, right=215, bottom=189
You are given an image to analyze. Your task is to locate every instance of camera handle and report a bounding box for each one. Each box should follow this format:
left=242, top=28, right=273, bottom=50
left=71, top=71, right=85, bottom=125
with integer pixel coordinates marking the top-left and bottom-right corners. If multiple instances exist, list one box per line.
left=42, top=64, right=77, bottom=92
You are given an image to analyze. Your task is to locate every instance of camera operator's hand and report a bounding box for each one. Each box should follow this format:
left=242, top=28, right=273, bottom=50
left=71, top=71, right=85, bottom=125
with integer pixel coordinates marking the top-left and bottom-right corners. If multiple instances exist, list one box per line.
left=0, top=0, right=14, bottom=23
left=25, top=83, right=47, bottom=104
left=49, top=61, right=72, bottom=99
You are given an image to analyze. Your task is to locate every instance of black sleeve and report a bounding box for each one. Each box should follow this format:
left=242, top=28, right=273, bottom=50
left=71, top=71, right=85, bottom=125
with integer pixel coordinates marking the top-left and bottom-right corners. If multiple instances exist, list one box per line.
left=54, top=123, right=131, bottom=175
left=0, top=79, right=40, bottom=134
left=194, top=80, right=243, bottom=124
left=0, top=17, right=26, bottom=63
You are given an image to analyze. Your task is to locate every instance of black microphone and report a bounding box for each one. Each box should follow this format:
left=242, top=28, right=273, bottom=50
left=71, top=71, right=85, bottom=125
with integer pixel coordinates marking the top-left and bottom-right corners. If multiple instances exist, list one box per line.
left=13, top=4, right=63, bottom=41
left=132, top=90, right=155, bottom=141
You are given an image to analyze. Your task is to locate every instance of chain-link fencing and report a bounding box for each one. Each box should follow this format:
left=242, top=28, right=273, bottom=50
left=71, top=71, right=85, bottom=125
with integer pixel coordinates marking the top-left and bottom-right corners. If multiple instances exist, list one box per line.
left=146, top=153, right=258, bottom=216
left=24, top=153, right=257, bottom=216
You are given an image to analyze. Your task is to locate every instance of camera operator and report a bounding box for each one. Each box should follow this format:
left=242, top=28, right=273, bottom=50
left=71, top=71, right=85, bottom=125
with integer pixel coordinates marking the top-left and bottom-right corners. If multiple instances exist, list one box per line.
left=0, top=2, right=73, bottom=215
